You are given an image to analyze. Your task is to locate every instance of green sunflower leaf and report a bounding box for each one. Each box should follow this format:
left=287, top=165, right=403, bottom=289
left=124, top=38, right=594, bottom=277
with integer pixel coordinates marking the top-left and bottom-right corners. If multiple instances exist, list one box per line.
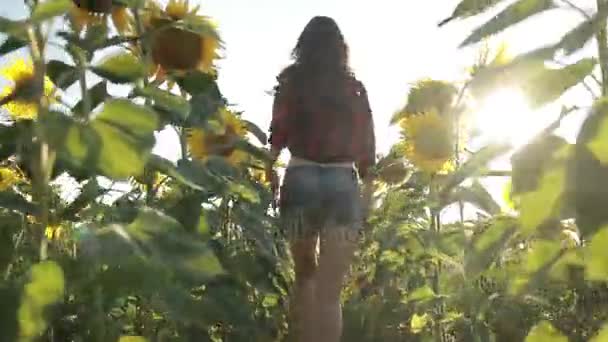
left=439, top=143, right=511, bottom=198
left=46, top=60, right=79, bottom=90
left=18, top=261, right=65, bottom=342
left=460, top=0, right=557, bottom=47
left=585, top=225, right=608, bottom=282
left=590, top=324, right=608, bottom=342
left=91, top=51, right=146, bottom=84
left=0, top=36, right=27, bottom=55
left=135, top=86, right=191, bottom=122
left=571, top=99, right=608, bottom=236
left=525, top=321, right=568, bottom=342
left=31, top=0, right=72, bottom=24
left=243, top=119, right=268, bottom=145
left=523, top=58, right=597, bottom=108
left=439, top=0, right=505, bottom=26
left=47, top=100, right=159, bottom=180
left=73, top=81, right=108, bottom=115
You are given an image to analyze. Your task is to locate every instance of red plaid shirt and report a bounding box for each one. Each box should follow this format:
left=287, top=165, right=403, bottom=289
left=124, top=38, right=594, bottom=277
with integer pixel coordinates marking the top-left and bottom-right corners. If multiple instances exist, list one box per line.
left=268, top=72, right=376, bottom=178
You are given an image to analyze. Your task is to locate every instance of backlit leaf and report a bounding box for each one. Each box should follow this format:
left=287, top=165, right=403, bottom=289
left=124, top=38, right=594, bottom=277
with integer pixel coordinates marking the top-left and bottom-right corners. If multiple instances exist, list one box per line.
left=525, top=321, right=568, bottom=342
left=585, top=226, right=608, bottom=281
left=444, top=181, right=501, bottom=215
left=460, top=0, right=557, bottom=47
left=587, top=104, right=608, bottom=166
left=410, top=313, right=429, bottom=333
left=519, top=167, right=566, bottom=234
left=118, top=336, right=149, bottom=342
left=557, top=6, right=608, bottom=56
left=441, top=0, right=505, bottom=24
left=523, top=58, right=597, bottom=108
left=571, top=99, right=608, bottom=236
left=590, top=324, right=608, bottom=342
left=407, top=285, right=436, bottom=303
left=439, top=143, right=511, bottom=197
left=91, top=51, right=146, bottom=84
left=60, top=100, right=159, bottom=179
left=511, top=135, right=569, bottom=194
left=31, top=0, right=71, bottom=23
left=18, top=261, right=65, bottom=342
left=466, top=216, right=517, bottom=276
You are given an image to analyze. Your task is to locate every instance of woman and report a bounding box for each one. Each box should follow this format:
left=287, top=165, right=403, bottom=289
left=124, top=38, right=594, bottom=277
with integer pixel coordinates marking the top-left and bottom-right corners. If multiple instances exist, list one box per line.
left=266, top=16, right=376, bottom=342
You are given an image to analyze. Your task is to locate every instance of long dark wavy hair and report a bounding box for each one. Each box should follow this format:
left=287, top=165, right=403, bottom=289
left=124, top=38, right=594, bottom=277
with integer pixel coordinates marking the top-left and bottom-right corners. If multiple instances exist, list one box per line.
left=276, top=16, right=356, bottom=115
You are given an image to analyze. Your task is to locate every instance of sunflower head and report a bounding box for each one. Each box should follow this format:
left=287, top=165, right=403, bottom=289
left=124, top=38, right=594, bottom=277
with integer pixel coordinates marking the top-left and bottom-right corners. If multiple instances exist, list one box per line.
left=166, top=0, right=194, bottom=20
left=147, top=0, right=220, bottom=74
left=0, top=58, right=56, bottom=121
left=45, top=224, right=65, bottom=241
left=399, top=110, right=455, bottom=174
left=187, top=108, right=248, bottom=166
left=70, top=0, right=133, bottom=34
left=73, top=0, right=113, bottom=13
left=0, top=167, right=22, bottom=191
left=403, top=79, right=458, bottom=117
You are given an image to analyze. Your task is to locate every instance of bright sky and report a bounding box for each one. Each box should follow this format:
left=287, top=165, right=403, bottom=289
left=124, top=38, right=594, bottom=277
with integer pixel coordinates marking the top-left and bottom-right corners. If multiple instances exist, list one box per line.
left=0, top=0, right=601, bottom=212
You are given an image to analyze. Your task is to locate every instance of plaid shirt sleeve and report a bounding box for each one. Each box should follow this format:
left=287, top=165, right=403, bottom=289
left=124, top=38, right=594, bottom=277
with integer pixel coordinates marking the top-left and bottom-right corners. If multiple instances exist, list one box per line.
left=268, top=76, right=289, bottom=150
left=355, top=81, right=376, bottom=178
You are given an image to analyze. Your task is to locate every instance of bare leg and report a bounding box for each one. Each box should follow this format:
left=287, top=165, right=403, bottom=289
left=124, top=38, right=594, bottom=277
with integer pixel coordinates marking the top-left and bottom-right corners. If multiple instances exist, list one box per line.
left=316, top=227, right=357, bottom=342
left=289, top=235, right=319, bottom=342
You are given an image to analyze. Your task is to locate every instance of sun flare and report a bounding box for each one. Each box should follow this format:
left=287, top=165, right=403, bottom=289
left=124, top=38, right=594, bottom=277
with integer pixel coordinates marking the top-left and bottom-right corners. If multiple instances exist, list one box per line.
left=473, top=87, right=551, bottom=149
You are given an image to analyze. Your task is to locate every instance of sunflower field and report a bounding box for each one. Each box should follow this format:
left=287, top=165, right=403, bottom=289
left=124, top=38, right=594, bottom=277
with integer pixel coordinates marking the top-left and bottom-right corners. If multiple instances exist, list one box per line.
left=1, top=0, right=608, bottom=341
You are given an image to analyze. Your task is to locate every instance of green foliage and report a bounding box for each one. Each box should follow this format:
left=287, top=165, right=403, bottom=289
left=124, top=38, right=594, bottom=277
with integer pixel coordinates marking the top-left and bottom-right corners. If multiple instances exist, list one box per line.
left=0, top=36, right=27, bottom=55
left=46, top=60, right=79, bottom=90
left=525, top=321, right=568, bottom=342
left=460, top=0, right=556, bottom=47
left=523, top=58, right=597, bottom=108
left=441, top=0, right=505, bottom=24
left=55, top=100, right=159, bottom=179
left=30, top=0, right=71, bottom=24
left=135, top=86, right=191, bottom=123
left=18, top=261, right=65, bottom=342
left=0, top=1, right=606, bottom=341
left=91, top=52, right=147, bottom=84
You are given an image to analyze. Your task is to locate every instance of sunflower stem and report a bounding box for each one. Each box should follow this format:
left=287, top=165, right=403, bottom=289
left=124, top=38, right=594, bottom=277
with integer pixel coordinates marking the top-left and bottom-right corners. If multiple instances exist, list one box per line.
left=77, top=52, right=91, bottom=120
left=27, top=21, right=54, bottom=262
left=596, top=0, right=608, bottom=95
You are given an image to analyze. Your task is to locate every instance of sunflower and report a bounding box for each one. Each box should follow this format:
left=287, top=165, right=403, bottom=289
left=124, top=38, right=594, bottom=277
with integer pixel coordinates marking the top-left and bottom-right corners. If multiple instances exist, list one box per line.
left=0, top=58, right=56, bottom=121
left=70, top=0, right=133, bottom=34
left=145, top=0, right=220, bottom=77
left=187, top=108, right=248, bottom=166
left=403, top=79, right=458, bottom=117
left=399, top=110, right=455, bottom=174
left=45, top=225, right=64, bottom=241
left=0, top=167, right=21, bottom=191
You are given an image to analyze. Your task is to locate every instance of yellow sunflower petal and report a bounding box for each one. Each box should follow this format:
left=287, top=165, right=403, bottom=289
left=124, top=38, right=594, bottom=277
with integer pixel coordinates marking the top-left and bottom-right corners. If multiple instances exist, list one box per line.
left=400, top=110, right=455, bottom=174
left=70, top=4, right=105, bottom=31
left=166, top=0, right=190, bottom=20
left=0, top=167, right=21, bottom=191
left=187, top=108, right=248, bottom=164
left=198, top=34, right=219, bottom=73
left=111, top=6, right=133, bottom=35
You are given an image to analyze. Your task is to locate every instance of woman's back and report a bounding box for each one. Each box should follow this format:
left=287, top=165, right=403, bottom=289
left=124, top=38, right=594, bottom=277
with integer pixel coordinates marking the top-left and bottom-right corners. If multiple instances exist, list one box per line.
left=271, top=66, right=373, bottom=168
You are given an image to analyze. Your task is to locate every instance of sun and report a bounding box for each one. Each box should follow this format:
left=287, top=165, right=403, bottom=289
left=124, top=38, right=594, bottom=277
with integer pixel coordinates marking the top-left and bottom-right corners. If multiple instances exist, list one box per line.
left=472, top=87, right=552, bottom=149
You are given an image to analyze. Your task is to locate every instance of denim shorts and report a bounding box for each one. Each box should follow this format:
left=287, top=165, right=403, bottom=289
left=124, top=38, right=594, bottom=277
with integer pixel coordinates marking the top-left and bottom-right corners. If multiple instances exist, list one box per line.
left=279, top=164, right=363, bottom=241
